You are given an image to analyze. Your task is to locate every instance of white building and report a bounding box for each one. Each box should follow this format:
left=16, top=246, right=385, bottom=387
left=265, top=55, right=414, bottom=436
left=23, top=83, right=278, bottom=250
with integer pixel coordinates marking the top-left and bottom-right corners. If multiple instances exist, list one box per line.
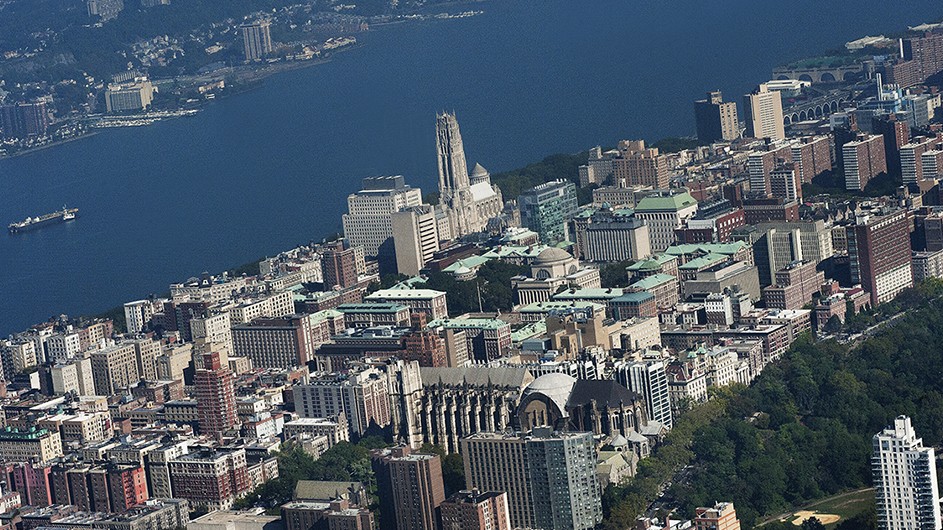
left=633, top=192, right=698, bottom=252
left=613, top=360, right=673, bottom=430
left=743, top=83, right=785, bottom=140
left=124, top=299, right=157, bottom=334
left=873, top=416, right=941, bottom=530
left=342, top=176, right=423, bottom=258
left=392, top=205, right=440, bottom=276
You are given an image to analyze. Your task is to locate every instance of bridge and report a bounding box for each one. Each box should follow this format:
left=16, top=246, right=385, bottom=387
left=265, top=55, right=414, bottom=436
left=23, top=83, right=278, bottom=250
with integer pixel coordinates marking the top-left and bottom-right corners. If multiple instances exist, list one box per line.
left=783, top=93, right=848, bottom=125
left=773, top=63, right=867, bottom=84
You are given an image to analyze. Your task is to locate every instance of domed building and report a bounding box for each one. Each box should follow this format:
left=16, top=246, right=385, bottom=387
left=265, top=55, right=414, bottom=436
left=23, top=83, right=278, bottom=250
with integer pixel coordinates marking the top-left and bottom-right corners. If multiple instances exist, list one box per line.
left=511, top=248, right=601, bottom=305
left=516, top=373, right=661, bottom=456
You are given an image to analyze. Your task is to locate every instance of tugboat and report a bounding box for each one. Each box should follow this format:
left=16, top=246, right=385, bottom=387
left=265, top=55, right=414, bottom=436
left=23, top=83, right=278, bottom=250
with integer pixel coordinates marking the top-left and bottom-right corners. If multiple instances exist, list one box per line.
left=8, top=206, right=79, bottom=234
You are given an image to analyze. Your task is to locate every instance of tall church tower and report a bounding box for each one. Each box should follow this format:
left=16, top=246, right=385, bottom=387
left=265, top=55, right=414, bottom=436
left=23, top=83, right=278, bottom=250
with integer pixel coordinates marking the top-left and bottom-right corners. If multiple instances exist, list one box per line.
left=435, top=112, right=480, bottom=237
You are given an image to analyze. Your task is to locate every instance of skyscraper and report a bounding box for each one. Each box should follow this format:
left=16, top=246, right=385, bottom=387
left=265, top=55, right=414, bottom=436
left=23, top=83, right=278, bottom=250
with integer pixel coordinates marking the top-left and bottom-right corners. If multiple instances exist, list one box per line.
left=435, top=112, right=503, bottom=237
left=517, top=180, right=578, bottom=245
left=873, top=416, right=941, bottom=530
left=392, top=205, right=440, bottom=276
left=322, top=241, right=360, bottom=289
left=462, top=429, right=602, bottom=530
left=241, top=21, right=273, bottom=61
left=194, top=352, right=237, bottom=439
left=694, top=91, right=740, bottom=143
left=743, top=84, right=785, bottom=141
left=843, top=134, right=887, bottom=191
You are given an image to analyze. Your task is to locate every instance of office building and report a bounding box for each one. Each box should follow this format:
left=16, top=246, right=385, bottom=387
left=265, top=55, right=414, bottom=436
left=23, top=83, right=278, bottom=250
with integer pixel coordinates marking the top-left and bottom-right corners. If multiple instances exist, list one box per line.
left=743, top=84, right=785, bottom=140
left=462, top=429, right=602, bottom=530
left=843, top=134, right=887, bottom=191
left=241, top=20, right=273, bottom=61
left=848, top=210, right=913, bottom=305
left=343, top=176, right=423, bottom=258
left=435, top=112, right=503, bottom=237
left=612, top=140, right=670, bottom=189
left=741, top=221, right=834, bottom=287
left=194, top=352, right=237, bottom=439
left=694, top=91, right=739, bottom=143
left=613, top=360, right=673, bottom=429
left=518, top=180, right=578, bottom=245
left=105, top=78, right=155, bottom=113
left=633, top=192, right=699, bottom=251
left=393, top=205, right=440, bottom=276
left=440, top=490, right=510, bottom=530
left=873, top=416, right=941, bottom=530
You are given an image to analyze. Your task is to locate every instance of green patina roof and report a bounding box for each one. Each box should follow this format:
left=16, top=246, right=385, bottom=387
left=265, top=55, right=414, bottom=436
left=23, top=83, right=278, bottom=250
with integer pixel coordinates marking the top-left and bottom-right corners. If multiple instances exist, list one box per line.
left=511, top=321, right=547, bottom=342
left=678, top=253, right=729, bottom=270
left=629, top=273, right=677, bottom=290
left=518, top=301, right=605, bottom=313
left=442, top=255, right=492, bottom=273
left=551, top=288, right=625, bottom=300
left=427, top=318, right=509, bottom=330
left=612, top=291, right=655, bottom=303
left=634, top=192, right=697, bottom=212
left=665, top=241, right=747, bottom=257
left=337, top=303, right=410, bottom=314
left=626, top=254, right=677, bottom=272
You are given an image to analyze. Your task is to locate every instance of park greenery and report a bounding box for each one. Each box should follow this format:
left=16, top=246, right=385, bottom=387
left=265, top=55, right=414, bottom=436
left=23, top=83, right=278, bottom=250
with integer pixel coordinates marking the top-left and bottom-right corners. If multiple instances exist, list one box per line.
left=414, top=260, right=529, bottom=316
left=661, top=279, right=943, bottom=529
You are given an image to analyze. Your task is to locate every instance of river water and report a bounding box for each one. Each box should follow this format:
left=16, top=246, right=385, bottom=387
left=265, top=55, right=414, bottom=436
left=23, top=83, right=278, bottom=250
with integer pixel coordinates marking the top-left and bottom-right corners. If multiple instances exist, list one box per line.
left=0, top=0, right=938, bottom=334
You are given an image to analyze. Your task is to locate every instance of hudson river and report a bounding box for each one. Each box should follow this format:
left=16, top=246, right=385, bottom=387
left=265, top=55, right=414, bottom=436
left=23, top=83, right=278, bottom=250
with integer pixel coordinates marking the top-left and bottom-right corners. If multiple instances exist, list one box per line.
left=0, top=0, right=939, bottom=334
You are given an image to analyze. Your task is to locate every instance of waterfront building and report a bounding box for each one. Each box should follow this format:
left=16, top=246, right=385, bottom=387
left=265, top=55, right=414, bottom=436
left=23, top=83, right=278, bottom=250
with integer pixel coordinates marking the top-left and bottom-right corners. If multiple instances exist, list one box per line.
left=105, top=77, right=155, bottom=113
left=633, top=192, right=698, bottom=252
left=440, top=490, right=510, bottom=530
left=694, top=91, right=739, bottom=143
left=342, top=176, right=423, bottom=258
left=194, top=352, right=237, bottom=439
left=392, top=205, right=440, bottom=276
left=241, top=20, right=273, bottom=61
left=848, top=210, right=913, bottom=305
left=0, top=101, right=49, bottom=139
left=843, top=134, right=887, bottom=191
left=435, top=112, right=503, bottom=237
left=873, top=416, right=941, bottom=530
left=462, top=429, right=602, bottom=530
left=123, top=300, right=156, bottom=335
left=743, top=84, right=785, bottom=140
left=518, top=180, right=578, bottom=245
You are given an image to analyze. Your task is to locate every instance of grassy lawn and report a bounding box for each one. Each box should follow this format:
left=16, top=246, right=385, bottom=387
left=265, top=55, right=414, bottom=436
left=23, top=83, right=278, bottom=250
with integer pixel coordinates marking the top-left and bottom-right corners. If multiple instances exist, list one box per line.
left=762, top=488, right=875, bottom=528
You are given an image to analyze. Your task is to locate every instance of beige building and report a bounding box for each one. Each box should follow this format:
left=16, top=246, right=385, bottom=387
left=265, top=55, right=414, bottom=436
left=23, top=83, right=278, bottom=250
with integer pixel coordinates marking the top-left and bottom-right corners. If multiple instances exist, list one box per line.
left=157, top=343, right=192, bottom=382
left=343, top=176, right=423, bottom=258
left=743, top=84, right=785, bottom=140
left=0, top=427, right=63, bottom=464
left=283, top=418, right=350, bottom=447
left=633, top=192, right=699, bottom=252
left=51, top=357, right=95, bottom=395
left=190, top=312, right=233, bottom=369
left=227, top=291, right=294, bottom=324
left=365, top=288, right=448, bottom=320
left=91, top=342, right=141, bottom=395
left=131, top=337, right=161, bottom=381
left=393, top=205, right=440, bottom=276
left=612, top=140, right=670, bottom=189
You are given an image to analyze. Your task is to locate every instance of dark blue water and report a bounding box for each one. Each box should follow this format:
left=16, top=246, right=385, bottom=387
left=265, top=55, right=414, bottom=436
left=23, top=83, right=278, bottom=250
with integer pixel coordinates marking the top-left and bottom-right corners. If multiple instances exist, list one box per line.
left=1, top=0, right=939, bottom=334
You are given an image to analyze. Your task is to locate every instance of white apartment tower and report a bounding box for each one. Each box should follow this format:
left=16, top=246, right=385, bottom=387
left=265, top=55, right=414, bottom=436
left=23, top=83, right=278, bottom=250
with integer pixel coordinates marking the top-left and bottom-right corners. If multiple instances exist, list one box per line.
left=392, top=205, right=440, bottom=276
left=614, top=360, right=673, bottom=430
left=743, top=84, right=785, bottom=141
left=873, top=416, right=941, bottom=530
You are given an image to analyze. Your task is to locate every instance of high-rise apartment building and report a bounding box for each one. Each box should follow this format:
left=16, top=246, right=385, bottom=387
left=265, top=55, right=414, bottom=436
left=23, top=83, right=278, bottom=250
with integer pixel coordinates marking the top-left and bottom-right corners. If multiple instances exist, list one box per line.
left=168, top=448, right=250, bottom=511
left=440, top=490, right=511, bottom=530
left=372, top=447, right=445, bottom=530
left=231, top=314, right=322, bottom=368
left=322, top=241, right=360, bottom=289
left=462, top=429, right=602, bottom=530
left=843, top=134, right=887, bottom=191
left=90, top=343, right=140, bottom=395
left=901, top=136, right=942, bottom=184
left=694, top=91, right=740, bottom=143
left=124, top=299, right=156, bottom=335
left=614, top=360, right=672, bottom=429
left=517, top=180, right=578, bottom=245
left=743, top=84, right=785, bottom=140
left=293, top=368, right=392, bottom=436
left=872, top=114, right=911, bottom=177
left=190, top=312, right=233, bottom=368
left=900, top=32, right=943, bottom=85
left=392, top=205, right=440, bottom=276
left=612, top=140, right=670, bottom=189
left=873, top=416, right=941, bottom=530
left=194, top=352, right=237, bottom=439
left=848, top=210, right=913, bottom=305
left=922, top=149, right=943, bottom=181
left=769, top=164, right=801, bottom=203
left=241, top=20, right=273, bottom=61
left=790, top=135, right=833, bottom=184
left=104, top=78, right=155, bottom=113
left=343, top=176, right=423, bottom=258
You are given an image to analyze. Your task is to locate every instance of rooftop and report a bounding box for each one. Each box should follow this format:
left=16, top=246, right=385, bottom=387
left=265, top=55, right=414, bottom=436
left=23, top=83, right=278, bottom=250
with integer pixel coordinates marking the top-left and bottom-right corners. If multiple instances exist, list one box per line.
left=630, top=273, right=677, bottom=290
left=634, top=192, right=697, bottom=212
